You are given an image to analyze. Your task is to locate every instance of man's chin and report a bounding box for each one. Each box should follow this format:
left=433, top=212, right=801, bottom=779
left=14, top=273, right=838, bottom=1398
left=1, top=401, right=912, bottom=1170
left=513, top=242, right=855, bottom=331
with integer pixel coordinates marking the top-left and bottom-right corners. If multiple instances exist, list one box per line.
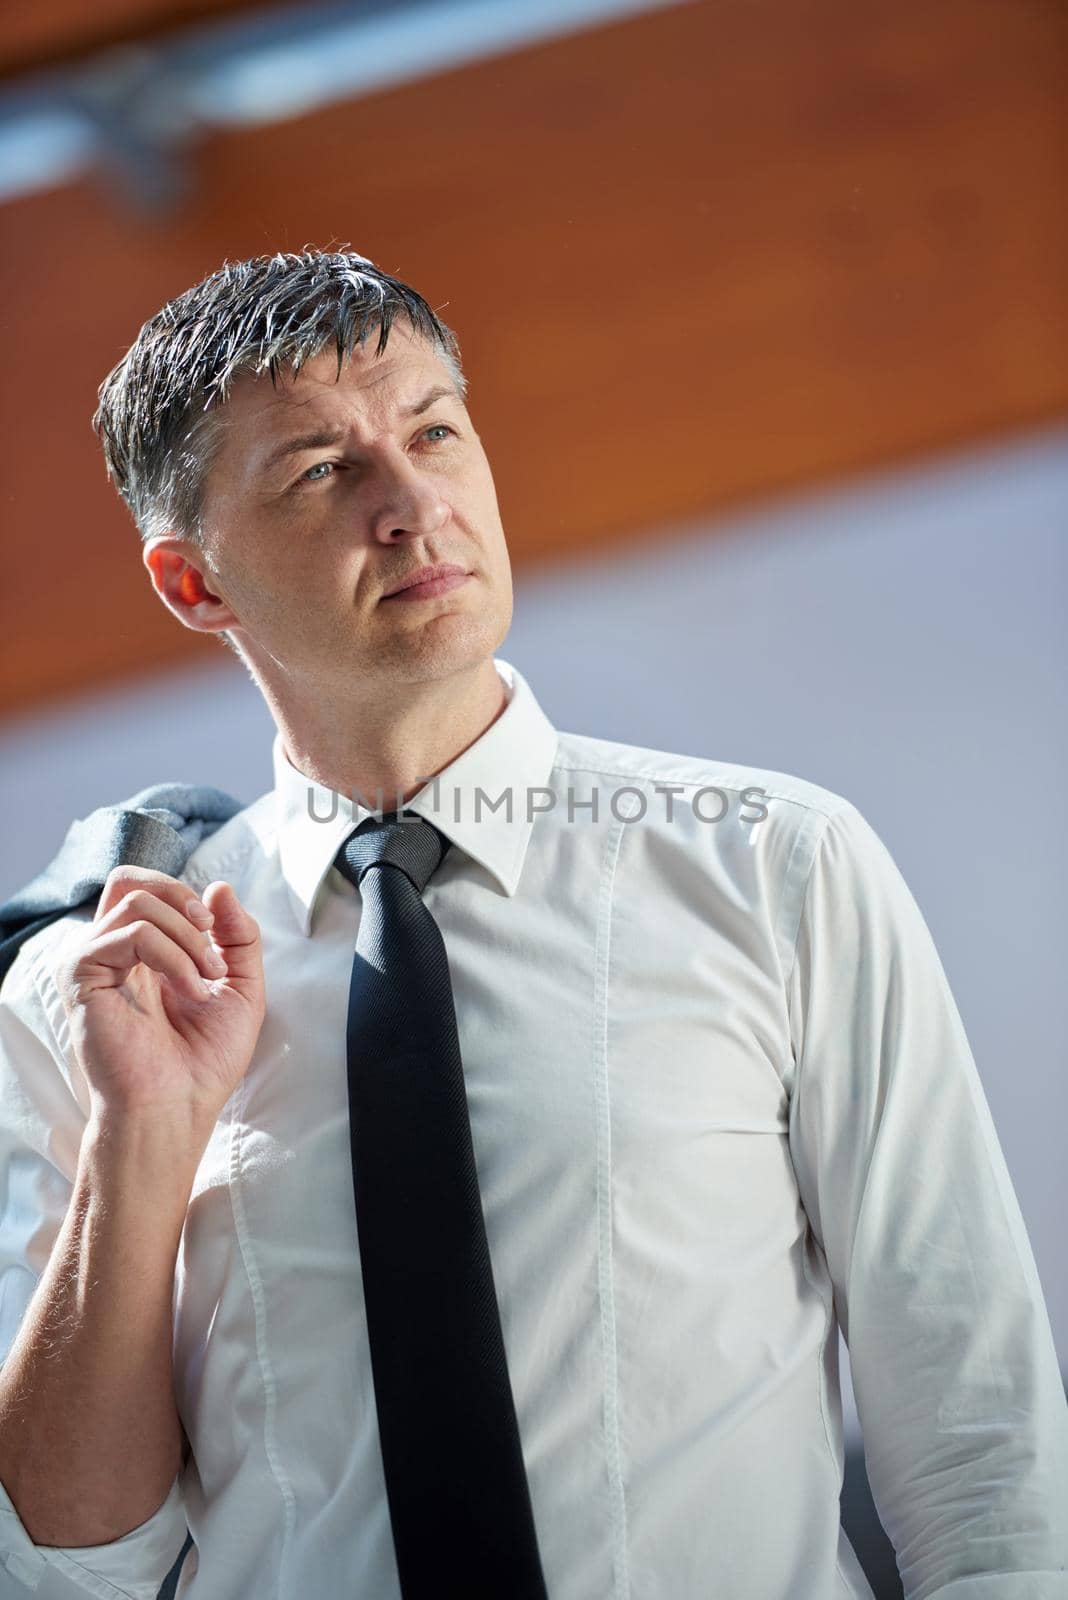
left=361, top=617, right=501, bottom=682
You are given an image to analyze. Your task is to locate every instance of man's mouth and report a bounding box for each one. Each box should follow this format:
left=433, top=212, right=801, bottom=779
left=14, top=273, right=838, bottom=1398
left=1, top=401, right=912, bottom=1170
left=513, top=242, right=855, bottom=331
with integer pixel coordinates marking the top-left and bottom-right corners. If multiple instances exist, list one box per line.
left=382, top=564, right=470, bottom=601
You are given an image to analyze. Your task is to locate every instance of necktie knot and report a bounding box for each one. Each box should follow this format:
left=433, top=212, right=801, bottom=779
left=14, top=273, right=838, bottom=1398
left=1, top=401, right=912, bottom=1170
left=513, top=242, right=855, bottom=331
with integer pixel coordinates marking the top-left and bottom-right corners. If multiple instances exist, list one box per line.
left=335, top=812, right=449, bottom=897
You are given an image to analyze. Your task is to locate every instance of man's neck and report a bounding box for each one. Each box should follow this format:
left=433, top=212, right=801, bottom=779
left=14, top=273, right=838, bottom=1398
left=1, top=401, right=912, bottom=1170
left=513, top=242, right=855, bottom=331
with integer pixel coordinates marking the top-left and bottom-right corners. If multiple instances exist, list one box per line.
left=265, top=656, right=509, bottom=810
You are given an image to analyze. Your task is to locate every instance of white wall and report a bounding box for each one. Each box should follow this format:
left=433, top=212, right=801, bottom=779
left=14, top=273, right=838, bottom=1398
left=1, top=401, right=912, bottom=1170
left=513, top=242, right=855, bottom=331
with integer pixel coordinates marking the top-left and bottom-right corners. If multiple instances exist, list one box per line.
left=3, top=426, right=1065, bottom=1432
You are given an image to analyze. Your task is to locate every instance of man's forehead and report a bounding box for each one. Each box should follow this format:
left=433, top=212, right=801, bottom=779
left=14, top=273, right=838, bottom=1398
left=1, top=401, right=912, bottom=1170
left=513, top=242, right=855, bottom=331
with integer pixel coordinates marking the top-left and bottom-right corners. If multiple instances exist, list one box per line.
left=228, top=332, right=447, bottom=422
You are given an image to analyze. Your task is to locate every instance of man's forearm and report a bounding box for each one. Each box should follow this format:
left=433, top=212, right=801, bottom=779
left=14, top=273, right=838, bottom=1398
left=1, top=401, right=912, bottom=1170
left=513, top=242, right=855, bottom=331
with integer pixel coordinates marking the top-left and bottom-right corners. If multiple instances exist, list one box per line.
left=0, top=1112, right=200, bottom=1547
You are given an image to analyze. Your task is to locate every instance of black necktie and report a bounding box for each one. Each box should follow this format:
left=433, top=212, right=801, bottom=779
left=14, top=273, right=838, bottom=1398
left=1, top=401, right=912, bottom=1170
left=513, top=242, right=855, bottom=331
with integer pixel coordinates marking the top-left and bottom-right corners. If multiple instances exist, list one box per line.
left=335, top=813, right=548, bottom=1600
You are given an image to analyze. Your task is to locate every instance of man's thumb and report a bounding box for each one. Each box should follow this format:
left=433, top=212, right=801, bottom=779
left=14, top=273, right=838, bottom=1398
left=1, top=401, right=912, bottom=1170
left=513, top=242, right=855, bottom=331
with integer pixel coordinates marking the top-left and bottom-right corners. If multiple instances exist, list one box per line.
left=202, top=880, right=261, bottom=981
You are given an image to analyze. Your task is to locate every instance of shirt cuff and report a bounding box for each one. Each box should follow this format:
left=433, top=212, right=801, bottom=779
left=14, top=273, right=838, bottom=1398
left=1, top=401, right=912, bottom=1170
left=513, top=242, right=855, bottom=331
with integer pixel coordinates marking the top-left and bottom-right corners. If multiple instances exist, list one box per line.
left=0, top=1473, right=188, bottom=1599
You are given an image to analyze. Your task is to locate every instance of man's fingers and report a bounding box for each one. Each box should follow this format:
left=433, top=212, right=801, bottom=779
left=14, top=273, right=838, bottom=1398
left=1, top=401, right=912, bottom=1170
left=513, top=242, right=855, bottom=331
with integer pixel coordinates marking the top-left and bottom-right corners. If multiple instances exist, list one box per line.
left=75, top=871, right=261, bottom=997
left=95, top=866, right=214, bottom=930
left=68, top=920, right=212, bottom=1004
left=90, top=886, right=225, bottom=982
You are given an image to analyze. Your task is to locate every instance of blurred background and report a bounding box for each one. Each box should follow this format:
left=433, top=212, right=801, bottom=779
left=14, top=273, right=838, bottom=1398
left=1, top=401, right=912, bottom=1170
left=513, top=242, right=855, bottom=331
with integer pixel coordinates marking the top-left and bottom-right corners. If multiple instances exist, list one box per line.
left=0, top=1, right=1065, bottom=1594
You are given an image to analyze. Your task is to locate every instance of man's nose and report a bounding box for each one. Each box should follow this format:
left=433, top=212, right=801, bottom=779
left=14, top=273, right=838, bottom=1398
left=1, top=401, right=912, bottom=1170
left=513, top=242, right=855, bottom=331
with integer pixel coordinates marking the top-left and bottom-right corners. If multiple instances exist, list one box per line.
left=369, top=452, right=450, bottom=544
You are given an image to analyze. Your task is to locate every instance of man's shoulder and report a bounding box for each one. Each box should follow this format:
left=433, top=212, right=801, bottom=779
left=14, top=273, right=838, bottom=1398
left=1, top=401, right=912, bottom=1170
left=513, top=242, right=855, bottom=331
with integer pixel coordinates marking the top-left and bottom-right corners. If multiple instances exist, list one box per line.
left=552, top=726, right=854, bottom=823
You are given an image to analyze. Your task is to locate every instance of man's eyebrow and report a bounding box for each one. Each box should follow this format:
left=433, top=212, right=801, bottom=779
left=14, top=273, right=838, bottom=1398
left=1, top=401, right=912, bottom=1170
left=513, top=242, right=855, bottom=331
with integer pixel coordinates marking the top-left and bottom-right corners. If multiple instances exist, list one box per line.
left=256, top=387, right=460, bottom=475
left=402, top=383, right=461, bottom=417
left=258, top=425, right=347, bottom=476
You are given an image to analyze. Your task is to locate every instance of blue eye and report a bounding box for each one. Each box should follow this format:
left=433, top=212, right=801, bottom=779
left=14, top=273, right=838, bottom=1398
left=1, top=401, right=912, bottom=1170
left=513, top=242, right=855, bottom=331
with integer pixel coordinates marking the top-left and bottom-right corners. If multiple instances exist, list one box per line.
left=302, top=462, right=334, bottom=483
left=424, top=425, right=453, bottom=442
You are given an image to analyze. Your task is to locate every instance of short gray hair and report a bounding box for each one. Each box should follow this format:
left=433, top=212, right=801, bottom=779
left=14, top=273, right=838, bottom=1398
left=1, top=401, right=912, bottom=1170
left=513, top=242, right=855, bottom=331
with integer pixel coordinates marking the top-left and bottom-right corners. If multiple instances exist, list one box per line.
left=93, top=248, right=466, bottom=543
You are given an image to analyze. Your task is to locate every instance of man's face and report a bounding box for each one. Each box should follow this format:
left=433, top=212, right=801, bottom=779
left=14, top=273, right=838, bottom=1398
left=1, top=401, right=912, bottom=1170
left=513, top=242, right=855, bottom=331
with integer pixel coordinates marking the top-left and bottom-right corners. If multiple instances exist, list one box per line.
left=191, top=321, right=513, bottom=692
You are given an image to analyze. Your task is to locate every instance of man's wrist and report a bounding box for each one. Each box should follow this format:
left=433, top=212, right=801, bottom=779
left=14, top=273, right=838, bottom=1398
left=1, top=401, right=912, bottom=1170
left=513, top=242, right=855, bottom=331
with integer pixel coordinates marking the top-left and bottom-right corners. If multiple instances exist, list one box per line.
left=82, top=1104, right=211, bottom=1206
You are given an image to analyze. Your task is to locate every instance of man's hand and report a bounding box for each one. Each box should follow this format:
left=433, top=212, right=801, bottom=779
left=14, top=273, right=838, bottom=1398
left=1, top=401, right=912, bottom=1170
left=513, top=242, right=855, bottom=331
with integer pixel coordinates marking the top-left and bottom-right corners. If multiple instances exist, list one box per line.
left=55, top=867, right=266, bottom=1146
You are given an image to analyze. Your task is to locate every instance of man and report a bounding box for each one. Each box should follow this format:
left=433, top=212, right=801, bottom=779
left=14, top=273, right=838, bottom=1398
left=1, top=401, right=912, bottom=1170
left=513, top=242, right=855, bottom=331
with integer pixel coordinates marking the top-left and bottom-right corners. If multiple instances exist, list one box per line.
left=0, top=248, right=1064, bottom=1600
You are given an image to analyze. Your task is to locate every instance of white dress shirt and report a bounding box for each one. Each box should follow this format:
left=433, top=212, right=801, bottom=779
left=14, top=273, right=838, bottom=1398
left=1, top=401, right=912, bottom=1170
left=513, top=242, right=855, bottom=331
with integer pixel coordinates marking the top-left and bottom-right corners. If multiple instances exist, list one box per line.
left=1, top=657, right=1065, bottom=1600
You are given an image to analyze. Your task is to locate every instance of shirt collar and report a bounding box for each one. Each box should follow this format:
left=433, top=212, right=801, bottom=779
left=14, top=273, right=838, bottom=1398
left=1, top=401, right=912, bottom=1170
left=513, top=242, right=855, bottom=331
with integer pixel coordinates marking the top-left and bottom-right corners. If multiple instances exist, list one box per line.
left=274, top=657, right=559, bottom=934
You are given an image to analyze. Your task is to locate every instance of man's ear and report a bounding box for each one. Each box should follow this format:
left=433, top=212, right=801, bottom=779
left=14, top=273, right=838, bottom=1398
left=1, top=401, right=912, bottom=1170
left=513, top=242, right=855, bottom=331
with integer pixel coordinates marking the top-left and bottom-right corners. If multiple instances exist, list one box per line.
left=143, top=536, right=239, bottom=634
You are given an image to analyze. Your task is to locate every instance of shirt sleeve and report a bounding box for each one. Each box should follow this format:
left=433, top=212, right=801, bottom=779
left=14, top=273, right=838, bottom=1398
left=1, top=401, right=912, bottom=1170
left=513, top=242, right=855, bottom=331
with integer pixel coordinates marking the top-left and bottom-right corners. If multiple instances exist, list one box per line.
left=786, top=801, right=1068, bottom=1600
left=0, top=933, right=191, bottom=1599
